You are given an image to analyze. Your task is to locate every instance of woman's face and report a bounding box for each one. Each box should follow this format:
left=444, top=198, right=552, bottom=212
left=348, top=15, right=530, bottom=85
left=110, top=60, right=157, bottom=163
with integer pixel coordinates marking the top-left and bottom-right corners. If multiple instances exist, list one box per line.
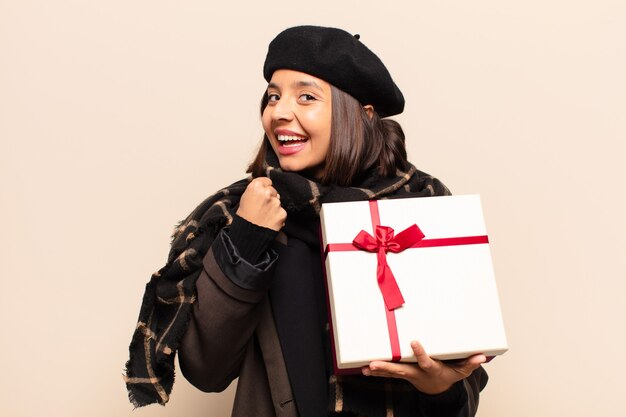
left=262, top=69, right=332, bottom=177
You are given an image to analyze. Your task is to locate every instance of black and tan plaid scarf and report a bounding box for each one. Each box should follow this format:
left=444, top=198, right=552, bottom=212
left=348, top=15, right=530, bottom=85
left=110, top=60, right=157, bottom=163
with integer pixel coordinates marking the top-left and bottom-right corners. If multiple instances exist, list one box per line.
left=124, top=152, right=450, bottom=410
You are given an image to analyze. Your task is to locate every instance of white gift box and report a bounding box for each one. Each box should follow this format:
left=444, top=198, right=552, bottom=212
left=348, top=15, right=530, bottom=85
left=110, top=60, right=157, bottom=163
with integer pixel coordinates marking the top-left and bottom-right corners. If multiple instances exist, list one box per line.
left=319, top=195, right=508, bottom=371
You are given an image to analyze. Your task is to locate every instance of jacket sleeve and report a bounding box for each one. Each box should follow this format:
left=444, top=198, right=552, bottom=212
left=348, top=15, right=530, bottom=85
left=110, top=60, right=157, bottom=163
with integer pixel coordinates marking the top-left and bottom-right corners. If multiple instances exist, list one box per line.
left=178, top=229, right=278, bottom=392
left=418, top=365, right=489, bottom=417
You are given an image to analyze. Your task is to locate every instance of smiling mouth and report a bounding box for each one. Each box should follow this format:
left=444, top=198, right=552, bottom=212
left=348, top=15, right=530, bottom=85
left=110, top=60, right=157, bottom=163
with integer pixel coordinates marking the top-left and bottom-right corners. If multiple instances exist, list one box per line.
left=277, top=134, right=308, bottom=147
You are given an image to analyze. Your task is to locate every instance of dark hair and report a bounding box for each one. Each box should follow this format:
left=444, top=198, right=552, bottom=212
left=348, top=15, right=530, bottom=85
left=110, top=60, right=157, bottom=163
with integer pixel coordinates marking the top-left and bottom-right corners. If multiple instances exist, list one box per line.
left=247, top=85, right=408, bottom=186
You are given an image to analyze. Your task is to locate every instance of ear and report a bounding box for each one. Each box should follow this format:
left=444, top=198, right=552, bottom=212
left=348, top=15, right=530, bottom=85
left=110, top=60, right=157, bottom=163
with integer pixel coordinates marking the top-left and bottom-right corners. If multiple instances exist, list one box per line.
left=363, top=104, right=375, bottom=120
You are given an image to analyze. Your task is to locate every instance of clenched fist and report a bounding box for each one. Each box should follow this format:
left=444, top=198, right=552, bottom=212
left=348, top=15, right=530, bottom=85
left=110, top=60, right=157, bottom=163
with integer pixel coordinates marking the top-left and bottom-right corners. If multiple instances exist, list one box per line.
left=236, top=177, right=287, bottom=232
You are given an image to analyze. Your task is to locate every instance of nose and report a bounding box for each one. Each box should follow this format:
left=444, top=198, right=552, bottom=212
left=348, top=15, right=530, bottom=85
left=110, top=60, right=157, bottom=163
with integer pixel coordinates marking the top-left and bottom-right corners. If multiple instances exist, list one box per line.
left=271, top=97, right=294, bottom=122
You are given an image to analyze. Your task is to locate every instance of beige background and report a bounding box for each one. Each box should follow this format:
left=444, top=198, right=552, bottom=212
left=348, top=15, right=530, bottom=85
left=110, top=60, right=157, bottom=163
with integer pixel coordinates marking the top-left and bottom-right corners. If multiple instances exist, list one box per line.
left=1, top=1, right=625, bottom=416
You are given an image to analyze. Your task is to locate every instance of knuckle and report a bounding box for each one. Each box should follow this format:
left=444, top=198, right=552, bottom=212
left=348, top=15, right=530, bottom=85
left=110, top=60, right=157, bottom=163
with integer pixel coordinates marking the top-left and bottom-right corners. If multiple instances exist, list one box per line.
left=251, top=177, right=267, bottom=187
left=452, top=365, right=469, bottom=378
left=257, top=177, right=271, bottom=187
left=419, top=361, right=434, bottom=371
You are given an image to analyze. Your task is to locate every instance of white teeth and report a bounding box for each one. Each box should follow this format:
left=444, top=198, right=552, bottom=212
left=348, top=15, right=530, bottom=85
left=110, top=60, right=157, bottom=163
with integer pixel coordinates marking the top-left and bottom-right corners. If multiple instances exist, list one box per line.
left=277, top=135, right=307, bottom=142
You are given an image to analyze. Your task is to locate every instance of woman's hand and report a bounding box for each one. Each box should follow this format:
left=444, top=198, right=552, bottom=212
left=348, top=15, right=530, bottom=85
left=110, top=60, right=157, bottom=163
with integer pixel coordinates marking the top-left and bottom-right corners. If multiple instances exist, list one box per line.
left=361, top=340, right=486, bottom=395
left=236, top=177, right=287, bottom=231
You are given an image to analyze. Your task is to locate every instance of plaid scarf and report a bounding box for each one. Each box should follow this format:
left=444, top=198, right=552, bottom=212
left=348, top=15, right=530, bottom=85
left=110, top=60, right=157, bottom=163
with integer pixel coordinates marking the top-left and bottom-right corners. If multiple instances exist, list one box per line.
left=124, top=154, right=450, bottom=410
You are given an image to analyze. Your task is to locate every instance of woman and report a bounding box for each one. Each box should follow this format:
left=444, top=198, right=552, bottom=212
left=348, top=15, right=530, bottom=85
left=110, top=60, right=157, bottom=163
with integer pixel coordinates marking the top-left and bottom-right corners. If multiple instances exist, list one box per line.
left=125, top=26, right=489, bottom=417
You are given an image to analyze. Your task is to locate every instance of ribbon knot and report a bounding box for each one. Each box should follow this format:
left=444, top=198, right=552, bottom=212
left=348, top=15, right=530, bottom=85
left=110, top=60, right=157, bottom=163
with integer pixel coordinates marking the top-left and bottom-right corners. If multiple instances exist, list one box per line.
left=352, top=224, right=425, bottom=311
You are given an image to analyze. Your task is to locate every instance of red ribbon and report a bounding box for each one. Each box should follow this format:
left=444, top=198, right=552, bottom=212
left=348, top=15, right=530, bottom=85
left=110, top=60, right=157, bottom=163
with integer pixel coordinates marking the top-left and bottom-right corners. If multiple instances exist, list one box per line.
left=352, top=224, right=425, bottom=311
left=324, top=200, right=490, bottom=363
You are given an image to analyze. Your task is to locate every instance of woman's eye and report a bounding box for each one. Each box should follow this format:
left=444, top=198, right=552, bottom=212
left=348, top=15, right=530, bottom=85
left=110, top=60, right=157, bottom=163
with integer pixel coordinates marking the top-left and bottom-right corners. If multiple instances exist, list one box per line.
left=267, top=93, right=280, bottom=102
left=300, top=94, right=316, bottom=102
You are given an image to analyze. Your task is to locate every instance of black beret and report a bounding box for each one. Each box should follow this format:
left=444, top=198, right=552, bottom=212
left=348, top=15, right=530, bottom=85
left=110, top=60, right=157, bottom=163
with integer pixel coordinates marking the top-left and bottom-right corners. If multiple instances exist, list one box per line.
left=263, top=25, right=405, bottom=118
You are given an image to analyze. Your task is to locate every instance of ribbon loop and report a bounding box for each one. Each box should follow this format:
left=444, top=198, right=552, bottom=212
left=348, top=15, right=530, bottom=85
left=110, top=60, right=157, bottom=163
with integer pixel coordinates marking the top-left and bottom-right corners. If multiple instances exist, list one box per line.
left=352, top=230, right=379, bottom=252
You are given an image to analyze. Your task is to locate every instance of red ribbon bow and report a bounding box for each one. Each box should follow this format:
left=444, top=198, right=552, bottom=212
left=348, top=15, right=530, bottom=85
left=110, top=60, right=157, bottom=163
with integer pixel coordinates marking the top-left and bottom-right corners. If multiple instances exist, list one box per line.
left=352, top=224, right=425, bottom=311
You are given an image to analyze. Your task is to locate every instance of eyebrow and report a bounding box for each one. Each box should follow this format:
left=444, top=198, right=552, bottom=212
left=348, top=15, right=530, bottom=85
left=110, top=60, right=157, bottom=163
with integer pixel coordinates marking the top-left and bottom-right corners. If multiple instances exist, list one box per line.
left=267, top=80, right=324, bottom=91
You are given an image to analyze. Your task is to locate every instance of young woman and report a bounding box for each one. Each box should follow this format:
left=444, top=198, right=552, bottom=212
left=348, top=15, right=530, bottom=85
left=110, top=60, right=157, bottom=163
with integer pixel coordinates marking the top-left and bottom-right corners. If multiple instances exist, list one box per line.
left=125, top=25, right=489, bottom=417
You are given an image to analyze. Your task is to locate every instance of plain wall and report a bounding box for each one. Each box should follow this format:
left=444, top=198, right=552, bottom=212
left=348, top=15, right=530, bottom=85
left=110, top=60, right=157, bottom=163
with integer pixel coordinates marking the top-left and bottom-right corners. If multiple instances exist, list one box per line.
left=1, top=1, right=625, bottom=416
